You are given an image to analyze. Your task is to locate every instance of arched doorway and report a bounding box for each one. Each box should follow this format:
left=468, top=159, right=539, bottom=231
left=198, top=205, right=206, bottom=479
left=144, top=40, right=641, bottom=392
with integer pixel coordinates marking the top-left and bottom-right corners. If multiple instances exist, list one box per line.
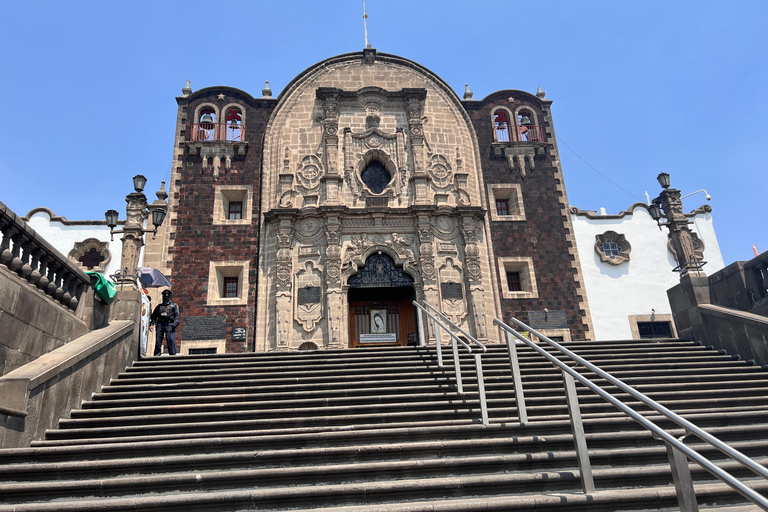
left=347, top=253, right=417, bottom=348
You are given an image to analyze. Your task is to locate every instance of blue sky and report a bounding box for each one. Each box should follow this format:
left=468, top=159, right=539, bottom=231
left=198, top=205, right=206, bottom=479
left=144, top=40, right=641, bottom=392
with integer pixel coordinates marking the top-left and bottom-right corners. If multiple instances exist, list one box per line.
left=0, top=1, right=765, bottom=264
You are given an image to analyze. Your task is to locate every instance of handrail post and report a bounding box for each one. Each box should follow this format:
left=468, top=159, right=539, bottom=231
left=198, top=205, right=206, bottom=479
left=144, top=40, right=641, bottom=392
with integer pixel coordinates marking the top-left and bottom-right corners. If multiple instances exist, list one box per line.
left=474, top=353, right=489, bottom=425
left=433, top=317, right=443, bottom=368
left=667, top=443, right=699, bottom=512
left=416, top=304, right=426, bottom=347
left=505, top=330, right=528, bottom=426
left=451, top=329, right=464, bottom=394
left=562, top=370, right=595, bottom=494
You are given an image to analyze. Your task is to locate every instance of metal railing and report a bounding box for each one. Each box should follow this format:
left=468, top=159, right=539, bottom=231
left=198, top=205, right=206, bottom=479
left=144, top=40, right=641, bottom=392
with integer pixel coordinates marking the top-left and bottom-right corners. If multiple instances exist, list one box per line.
left=494, top=316, right=768, bottom=511
left=493, top=124, right=544, bottom=143
left=413, top=300, right=489, bottom=425
left=190, top=122, right=246, bottom=142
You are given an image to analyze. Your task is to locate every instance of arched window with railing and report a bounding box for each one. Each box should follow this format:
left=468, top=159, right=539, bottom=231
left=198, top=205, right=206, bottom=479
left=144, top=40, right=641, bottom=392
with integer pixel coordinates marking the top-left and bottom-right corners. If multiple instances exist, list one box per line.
left=492, top=108, right=513, bottom=142
left=515, top=107, right=542, bottom=142
left=224, top=107, right=243, bottom=141
left=196, top=107, right=217, bottom=141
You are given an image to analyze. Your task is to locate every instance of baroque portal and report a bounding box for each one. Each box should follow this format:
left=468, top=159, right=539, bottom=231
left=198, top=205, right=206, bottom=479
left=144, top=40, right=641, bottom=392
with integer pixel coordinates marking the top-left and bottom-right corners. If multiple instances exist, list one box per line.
left=256, top=53, right=499, bottom=351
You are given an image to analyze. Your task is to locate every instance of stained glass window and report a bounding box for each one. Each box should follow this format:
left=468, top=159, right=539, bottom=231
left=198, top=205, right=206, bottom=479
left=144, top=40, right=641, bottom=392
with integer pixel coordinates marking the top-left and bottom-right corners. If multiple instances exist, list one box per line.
left=361, top=161, right=390, bottom=194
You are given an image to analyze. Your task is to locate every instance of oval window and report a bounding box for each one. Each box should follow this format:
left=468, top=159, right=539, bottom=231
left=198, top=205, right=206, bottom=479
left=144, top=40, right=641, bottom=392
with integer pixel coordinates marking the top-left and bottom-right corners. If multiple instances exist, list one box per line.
left=361, top=161, right=391, bottom=194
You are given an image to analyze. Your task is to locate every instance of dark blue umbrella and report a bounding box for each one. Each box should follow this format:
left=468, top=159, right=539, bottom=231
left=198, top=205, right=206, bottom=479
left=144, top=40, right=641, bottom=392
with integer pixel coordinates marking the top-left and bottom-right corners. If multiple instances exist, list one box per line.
left=137, top=267, right=173, bottom=287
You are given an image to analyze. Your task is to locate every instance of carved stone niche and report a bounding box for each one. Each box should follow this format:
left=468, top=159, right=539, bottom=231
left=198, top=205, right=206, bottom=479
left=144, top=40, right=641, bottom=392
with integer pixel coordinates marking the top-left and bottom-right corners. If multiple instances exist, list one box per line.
left=594, top=231, right=631, bottom=265
left=68, top=238, right=110, bottom=272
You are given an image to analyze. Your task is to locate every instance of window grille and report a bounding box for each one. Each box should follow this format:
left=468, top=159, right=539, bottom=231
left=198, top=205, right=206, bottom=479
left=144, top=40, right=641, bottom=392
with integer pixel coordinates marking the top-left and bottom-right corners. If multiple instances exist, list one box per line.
left=224, top=277, right=239, bottom=298
left=228, top=201, right=243, bottom=220
left=506, top=271, right=522, bottom=292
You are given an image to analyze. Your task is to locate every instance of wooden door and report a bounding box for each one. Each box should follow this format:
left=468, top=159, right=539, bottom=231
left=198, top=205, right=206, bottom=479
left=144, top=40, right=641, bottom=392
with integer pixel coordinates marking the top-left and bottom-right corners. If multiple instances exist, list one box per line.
left=348, top=299, right=416, bottom=348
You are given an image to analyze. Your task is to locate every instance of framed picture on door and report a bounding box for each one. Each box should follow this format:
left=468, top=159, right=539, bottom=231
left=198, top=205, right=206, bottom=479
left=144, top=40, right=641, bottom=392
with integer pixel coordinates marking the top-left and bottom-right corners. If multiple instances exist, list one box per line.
left=370, top=309, right=387, bottom=333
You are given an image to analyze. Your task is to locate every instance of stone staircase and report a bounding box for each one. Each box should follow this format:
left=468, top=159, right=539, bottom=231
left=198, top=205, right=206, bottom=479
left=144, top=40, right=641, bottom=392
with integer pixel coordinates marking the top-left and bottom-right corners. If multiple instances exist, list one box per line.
left=1, top=339, right=768, bottom=511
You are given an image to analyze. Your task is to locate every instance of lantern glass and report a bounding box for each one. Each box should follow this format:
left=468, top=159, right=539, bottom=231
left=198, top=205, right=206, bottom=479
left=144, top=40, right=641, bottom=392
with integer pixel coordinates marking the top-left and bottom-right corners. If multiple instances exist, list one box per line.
left=648, top=203, right=662, bottom=221
left=151, top=208, right=166, bottom=228
left=132, top=174, right=148, bottom=192
left=105, top=209, right=119, bottom=228
left=656, top=172, right=671, bottom=189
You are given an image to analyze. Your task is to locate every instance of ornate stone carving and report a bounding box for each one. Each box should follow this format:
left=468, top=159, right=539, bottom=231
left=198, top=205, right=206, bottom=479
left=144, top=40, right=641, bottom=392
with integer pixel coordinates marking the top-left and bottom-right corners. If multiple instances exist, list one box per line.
left=427, top=154, right=453, bottom=189
left=294, top=261, right=323, bottom=332
left=296, top=155, right=324, bottom=191
left=595, top=231, right=632, bottom=265
left=68, top=238, right=111, bottom=272
left=504, top=146, right=535, bottom=178
left=385, top=233, right=417, bottom=266
left=295, top=217, right=324, bottom=243
left=438, top=258, right=466, bottom=325
left=434, top=215, right=457, bottom=239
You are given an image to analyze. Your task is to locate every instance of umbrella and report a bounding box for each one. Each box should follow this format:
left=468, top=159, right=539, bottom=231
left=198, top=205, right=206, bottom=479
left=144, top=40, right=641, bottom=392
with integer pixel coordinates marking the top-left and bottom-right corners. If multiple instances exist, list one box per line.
left=137, top=267, right=173, bottom=287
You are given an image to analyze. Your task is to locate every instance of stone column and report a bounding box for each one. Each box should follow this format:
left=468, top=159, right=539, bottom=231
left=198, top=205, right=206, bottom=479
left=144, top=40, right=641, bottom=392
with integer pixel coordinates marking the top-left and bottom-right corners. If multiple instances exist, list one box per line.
left=657, top=188, right=706, bottom=278
left=460, top=214, right=488, bottom=341
left=274, top=219, right=294, bottom=350
left=324, top=216, right=344, bottom=348
left=406, top=92, right=429, bottom=204
left=417, top=216, right=438, bottom=342
left=117, top=191, right=149, bottom=287
left=318, top=89, right=342, bottom=204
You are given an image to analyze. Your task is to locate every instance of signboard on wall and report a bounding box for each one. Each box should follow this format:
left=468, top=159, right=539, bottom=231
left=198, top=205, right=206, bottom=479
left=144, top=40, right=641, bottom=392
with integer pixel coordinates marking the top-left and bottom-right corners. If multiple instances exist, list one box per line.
left=360, top=333, right=397, bottom=343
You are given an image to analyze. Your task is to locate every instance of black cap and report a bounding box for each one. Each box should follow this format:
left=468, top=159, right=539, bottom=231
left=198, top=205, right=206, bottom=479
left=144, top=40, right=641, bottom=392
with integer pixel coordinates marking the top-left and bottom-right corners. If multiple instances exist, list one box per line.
left=162, top=289, right=173, bottom=297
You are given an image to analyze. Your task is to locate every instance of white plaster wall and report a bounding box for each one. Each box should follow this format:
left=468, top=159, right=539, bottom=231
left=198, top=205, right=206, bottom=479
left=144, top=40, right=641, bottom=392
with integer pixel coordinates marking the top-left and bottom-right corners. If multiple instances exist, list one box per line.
left=25, top=210, right=144, bottom=277
left=571, top=204, right=724, bottom=340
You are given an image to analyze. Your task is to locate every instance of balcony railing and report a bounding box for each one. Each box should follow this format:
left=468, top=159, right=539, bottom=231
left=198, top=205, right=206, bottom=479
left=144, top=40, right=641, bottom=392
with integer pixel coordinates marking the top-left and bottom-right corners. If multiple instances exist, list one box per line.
left=191, top=122, right=246, bottom=142
left=494, top=125, right=544, bottom=143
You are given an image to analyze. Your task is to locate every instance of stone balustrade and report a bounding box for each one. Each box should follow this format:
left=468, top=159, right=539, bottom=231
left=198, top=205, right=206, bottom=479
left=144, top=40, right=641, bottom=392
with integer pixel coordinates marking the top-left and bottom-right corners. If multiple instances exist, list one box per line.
left=0, top=200, right=90, bottom=312
left=745, top=251, right=768, bottom=305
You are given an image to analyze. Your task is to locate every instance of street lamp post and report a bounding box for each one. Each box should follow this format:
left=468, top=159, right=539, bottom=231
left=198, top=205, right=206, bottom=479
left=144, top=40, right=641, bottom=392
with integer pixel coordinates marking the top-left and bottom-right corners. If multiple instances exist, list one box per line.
left=649, top=172, right=706, bottom=277
left=105, top=175, right=167, bottom=287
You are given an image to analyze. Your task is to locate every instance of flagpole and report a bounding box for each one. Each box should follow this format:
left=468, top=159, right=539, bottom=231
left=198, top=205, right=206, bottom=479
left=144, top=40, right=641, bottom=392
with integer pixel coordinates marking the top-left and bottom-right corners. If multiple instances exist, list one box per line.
left=363, top=0, right=369, bottom=48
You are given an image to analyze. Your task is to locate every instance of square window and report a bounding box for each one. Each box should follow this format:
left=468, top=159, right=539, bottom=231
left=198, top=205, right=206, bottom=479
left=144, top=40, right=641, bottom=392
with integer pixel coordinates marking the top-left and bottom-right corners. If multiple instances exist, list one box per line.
left=213, top=186, right=252, bottom=225
left=488, top=184, right=525, bottom=222
left=207, top=261, right=249, bottom=306
left=228, top=201, right=243, bottom=220
left=497, top=257, right=538, bottom=299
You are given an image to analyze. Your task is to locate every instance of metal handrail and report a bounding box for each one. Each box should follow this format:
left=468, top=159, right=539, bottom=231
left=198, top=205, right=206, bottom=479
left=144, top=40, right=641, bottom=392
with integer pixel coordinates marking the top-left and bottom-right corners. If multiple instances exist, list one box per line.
left=419, top=301, right=487, bottom=353
left=495, top=317, right=768, bottom=510
left=413, top=300, right=489, bottom=425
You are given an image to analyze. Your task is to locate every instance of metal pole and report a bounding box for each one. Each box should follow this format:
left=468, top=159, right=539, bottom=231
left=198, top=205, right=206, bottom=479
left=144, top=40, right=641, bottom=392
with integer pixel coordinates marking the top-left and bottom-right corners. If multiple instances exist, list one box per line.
left=451, top=330, right=463, bottom=395
left=505, top=330, right=528, bottom=426
left=475, top=353, right=489, bottom=425
left=667, top=443, right=699, bottom=512
left=562, top=370, right=595, bottom=494
left=433, top=317, right=443, bottom=368
left=416, top=305, right=426, bottom=347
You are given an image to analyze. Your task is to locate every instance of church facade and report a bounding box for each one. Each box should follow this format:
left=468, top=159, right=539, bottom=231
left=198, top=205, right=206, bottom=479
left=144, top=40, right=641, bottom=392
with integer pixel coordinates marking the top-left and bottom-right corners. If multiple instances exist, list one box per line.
left=157, top=50, right=593, bottom=354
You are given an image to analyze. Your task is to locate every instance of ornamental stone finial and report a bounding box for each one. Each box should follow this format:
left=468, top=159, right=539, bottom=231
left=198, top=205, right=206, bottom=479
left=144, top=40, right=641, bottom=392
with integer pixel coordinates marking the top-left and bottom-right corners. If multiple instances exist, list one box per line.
left=463, top=83, right=474, bottom=101
left=536, top=86, right=546, bottom=98
left=262, top=81, right=273, bottom=99
left=155, top=181, right=168, bottom=203
left=182, top=79, right=192, bottom=96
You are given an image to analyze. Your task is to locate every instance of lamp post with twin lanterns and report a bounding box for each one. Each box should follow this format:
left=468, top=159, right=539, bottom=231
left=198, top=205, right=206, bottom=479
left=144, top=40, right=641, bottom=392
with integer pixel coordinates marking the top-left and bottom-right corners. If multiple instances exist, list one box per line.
left=648, top=172, right=707, bottom=277
left=104, top=175, right=166, bottom=286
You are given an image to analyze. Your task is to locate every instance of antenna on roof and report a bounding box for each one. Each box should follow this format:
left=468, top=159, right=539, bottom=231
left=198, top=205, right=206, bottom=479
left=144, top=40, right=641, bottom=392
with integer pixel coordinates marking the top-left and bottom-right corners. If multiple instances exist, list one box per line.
left=363, top=0, right=371, bottom=48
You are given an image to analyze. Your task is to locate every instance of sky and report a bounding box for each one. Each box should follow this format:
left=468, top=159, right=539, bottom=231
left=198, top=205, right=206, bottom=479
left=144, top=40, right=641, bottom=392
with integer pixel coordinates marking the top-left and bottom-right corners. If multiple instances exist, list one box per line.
left=0, top=1, right=765, bottom=265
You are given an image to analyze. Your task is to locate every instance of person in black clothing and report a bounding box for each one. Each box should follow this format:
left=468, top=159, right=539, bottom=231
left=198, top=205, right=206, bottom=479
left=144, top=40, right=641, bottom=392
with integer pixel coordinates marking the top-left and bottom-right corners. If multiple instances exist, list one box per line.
left=150, top=289, right=180, bottom=356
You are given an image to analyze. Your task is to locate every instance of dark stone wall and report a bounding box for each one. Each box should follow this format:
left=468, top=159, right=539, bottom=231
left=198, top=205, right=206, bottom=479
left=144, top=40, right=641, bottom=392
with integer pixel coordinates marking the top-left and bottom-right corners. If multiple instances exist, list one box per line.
left=464, top=92, right=590, bottom=340
left=169, top=88, right=276, bottom=352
